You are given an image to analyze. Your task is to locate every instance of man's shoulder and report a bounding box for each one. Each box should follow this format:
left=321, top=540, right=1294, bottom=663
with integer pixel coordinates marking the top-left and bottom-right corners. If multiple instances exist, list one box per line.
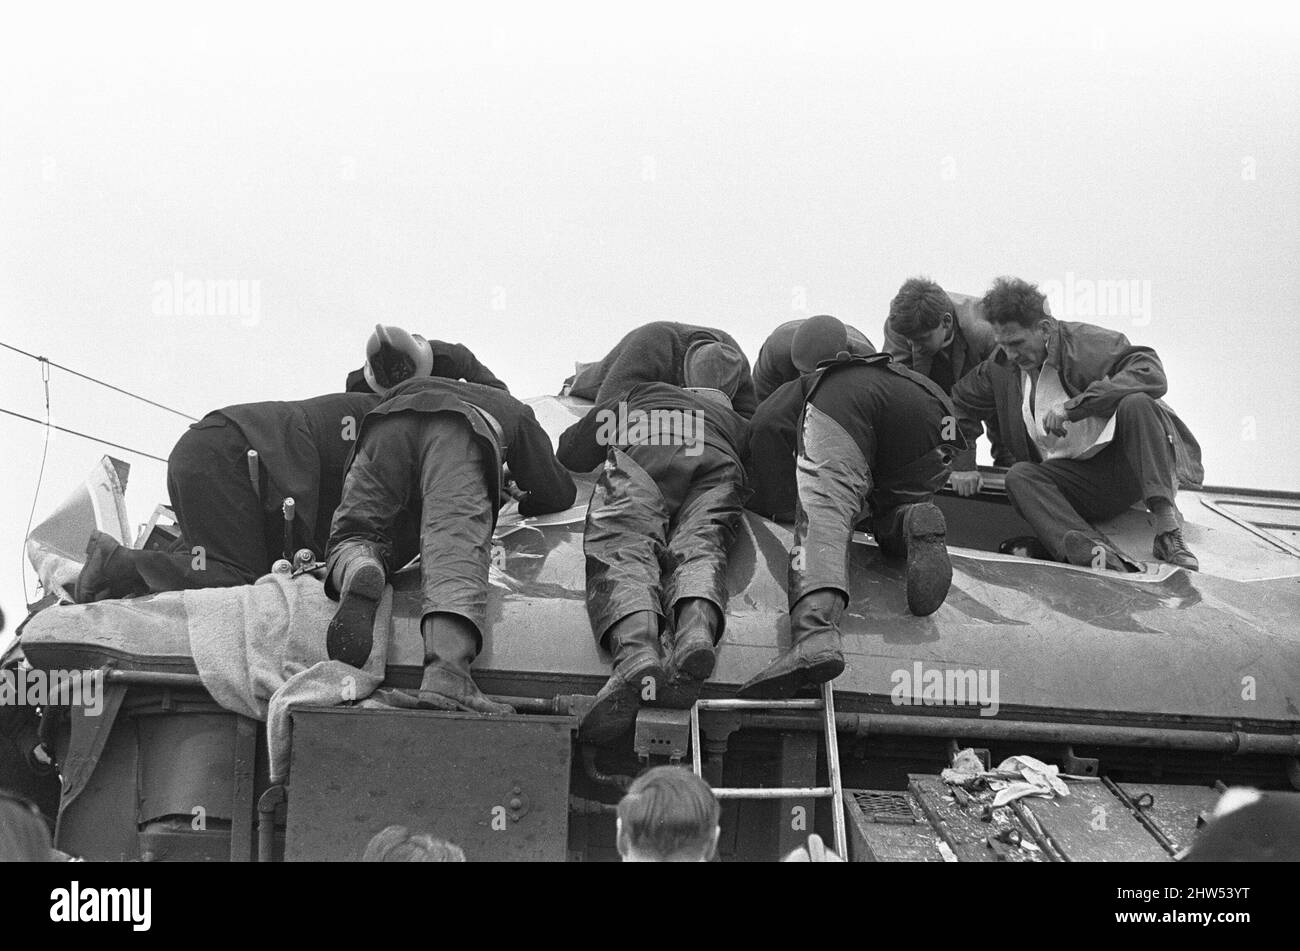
left=1056, top=319, right=1133, bottom=349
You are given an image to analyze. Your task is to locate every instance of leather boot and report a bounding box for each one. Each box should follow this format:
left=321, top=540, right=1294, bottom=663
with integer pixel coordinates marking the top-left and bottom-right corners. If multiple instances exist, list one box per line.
left=660, top=598, right=721, bottom=710
left=738, top=589, right=846, bottom=699
left=579, top=611, right=664, bottom=744
left=902, top=502, right=951, bottom=617
left=415, top=612, right=514, bottom=715
left=325, top=542, right=387, bottom=667
left=74, top=531, right=147, bottom=603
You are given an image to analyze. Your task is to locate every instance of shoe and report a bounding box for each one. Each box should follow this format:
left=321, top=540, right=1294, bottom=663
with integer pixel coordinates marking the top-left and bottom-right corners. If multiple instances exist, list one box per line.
left=579, top=611, right=664, bottom=744
left=415, top=612, right=515, bottom=715
left=661, top=599, right=721, bottom=709
left=74, top=531, right=144, bottom=603
left=738, top=590, right=846, bottom=699
left=902, top=503, right=951, bottom=617
left=1153, top=528, right=1199, bottom=571
left=1062, top=531, right=1139, bottom=573
left=325, top=543, right=386, bottom=667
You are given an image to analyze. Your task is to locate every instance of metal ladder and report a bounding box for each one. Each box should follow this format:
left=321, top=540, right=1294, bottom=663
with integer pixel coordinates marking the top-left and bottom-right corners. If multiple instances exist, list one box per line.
left=689, top=682, right=848, bottom=858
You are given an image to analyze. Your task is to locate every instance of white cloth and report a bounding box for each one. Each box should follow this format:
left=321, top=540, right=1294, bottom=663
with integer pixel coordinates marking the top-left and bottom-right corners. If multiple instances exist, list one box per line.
left=185, top=572, right=388, bottom=781
left=1021, top=368, right=1115, bottom=461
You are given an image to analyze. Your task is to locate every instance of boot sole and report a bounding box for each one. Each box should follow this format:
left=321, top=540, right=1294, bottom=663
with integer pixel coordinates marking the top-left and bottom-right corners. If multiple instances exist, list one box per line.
left=326, top=563, right=385, bottom=667
left=579, top=659, right=664, bottom=743
left=906, top=504, right=951, bottom=617
left=674, top=640, right=717, bottom=682
left=738, top=652, right=845, bottom=700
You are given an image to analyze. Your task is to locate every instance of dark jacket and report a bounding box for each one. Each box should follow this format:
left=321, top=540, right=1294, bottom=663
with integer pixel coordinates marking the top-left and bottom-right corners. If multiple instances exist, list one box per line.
left=568, top=321, right=758, bottom=419
left=213, top=392, right=381, bottom=554
left=362, top=378, right=576, bottom=518
left=883, top=292, right=1011, bottom=466
left=557, top=382, right=750, bottom=474
left=345, top=339, right=508, bottom=394
left=752, top=319, right=876, bottom=403
left=746, top=354, right=960, bottom=520
left=950, top=320, right=1204, bottom=486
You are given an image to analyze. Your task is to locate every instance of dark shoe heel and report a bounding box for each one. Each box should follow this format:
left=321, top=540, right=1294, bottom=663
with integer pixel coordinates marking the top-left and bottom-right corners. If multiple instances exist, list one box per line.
left=326, top=562, right=385, bottom=667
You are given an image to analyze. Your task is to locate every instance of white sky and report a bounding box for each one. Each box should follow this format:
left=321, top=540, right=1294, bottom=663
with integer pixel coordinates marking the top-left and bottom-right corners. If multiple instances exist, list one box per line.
left=2, top=1, right=1298, bottom=633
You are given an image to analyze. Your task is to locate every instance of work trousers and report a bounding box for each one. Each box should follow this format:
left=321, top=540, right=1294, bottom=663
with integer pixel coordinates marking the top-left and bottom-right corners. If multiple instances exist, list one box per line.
left=1004, top=393, right=1180, bottom=560
left=583, top=443, right=745, bottom=645
left=790, top=405, right=950, bottom=606
left=328, top=412, right=494, bottom=638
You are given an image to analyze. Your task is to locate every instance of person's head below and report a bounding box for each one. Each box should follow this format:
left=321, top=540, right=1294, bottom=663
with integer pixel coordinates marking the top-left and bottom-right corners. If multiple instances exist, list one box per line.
left=888, top=277, right=957, bottom=358
left=683, top=341, right=745, bottom=405
left=616, top=766, right=720, bottom=862
left=360, top=825, right=466, bottom=862
left=1182, top=787, right=1300, bottom=862
left=364, top=325, right=434, bottom=394
left=0, top=791, right=54, bottom=863
left=790, top=314, right=850, bottom=374
left=981, top=277, right=1056, bottom=372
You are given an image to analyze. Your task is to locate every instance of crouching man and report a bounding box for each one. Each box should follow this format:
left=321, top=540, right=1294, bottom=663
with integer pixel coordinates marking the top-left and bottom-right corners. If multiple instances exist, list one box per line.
left=950, top=277, right=1203, bottom=571
left=558, top=343, right=749, bottom=743
left=740, top=352, right=960, bottom=699
left=324, top=378, right=576, bottom=713
left=75, top=392, right=385, bottom=601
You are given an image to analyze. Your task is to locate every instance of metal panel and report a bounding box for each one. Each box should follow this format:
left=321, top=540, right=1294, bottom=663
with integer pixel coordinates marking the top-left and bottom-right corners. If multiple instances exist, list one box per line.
left=285, top=706, right=573, bottom=862
left=844, top=789, right=945, bottom=862
left=1018, top=780, right=1172, bottom=862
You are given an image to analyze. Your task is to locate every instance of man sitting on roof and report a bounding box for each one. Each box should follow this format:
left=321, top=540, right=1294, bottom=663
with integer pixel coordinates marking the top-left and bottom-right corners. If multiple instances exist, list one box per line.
left=752, top=316, right=876, bottom=403
left=344, top=324, right=509, bottom=394
left=74, top=391, right=402, bottom=601
left=566, top=320, right=759, bottom=418
left=324, top=376, right=576, bottom=713
left=883, top=277, right=1011, bottom=465
left=557, top=342, right=749, bottom=742
left=950, top=277, right=1202, bottom=572
left=740, top=351, right=961, bottom=699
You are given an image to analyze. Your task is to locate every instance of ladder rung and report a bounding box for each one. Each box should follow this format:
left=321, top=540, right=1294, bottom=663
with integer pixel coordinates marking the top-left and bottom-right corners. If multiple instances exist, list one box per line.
left=712, top=787, right=836, bottom=800
left=694, top=698, right=826, bottom=711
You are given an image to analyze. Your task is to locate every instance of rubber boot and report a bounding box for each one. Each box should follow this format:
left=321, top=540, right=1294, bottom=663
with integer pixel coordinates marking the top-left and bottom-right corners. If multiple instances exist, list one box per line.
left=578, top=611, right=665, bottom=744
left=414, top=612, right=514, bottom=715
left=74, top=531, right=147, bottom=603
left=325, top=542, right=387, bottom=667
left=738, top=590, right=846, bottom=699
left=902, top=502, right=951, bottom=617
left=661, top=598, right=722, bottom=710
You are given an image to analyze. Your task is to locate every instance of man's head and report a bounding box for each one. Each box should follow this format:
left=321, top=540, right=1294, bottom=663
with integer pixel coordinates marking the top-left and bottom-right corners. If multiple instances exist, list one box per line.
left=616, top=766, right=720, bottom=862
left=683, top=341, right=745, bottom=398
left=360, top=825, right=466, bottom=862
left=981, top=277, right=1055, bottom=371
left=0, top=791, right=53, bottom=862
left=888, top=277, right=957, bottom=358
left=790, top=314, right=850, bottom=373
left=364, top=325, right=434, bottom=394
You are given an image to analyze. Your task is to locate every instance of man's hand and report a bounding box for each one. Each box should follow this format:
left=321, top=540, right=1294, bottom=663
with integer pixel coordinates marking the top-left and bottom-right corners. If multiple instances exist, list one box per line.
left=1042, top=404, right=1069, bottom=437
left=950, top=470, right=983, bottom=497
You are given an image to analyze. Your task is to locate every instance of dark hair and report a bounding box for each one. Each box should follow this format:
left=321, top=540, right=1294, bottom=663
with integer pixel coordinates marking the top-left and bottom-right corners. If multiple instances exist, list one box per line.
left=617, top=766, right=719, bottom=860
left=888, top=277, right=955, bottom=338
left=0, top=792, right=53, bottom=862
left=361, top=825, right=466, bottom=862
left=981, top=277, right=1051, bottom=329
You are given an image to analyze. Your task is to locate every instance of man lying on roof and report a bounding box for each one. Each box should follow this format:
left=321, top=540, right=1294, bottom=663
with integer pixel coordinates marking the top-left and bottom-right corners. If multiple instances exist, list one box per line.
left=950, top=277, right=1202, bottom=572
left=752, top=316, right=876, bottom=403
left=741, top=346, right=961, bottom=699
left=557, top=341, right=749, bottom=742
left=324, top=376, right=576, bottom=713
left=566, top=320, right=759, bottom=418
left=883, top=277, right=1011, bottom=466
left=344, top=325, right=509, bottom=394
left=74, top=392, right=411, bottom=600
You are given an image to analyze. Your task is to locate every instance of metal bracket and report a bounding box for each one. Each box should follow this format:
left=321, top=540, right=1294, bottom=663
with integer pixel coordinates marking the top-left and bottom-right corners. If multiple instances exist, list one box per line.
left=633, top=708, right=691, bottom=763
left=1061, top=745, right=1100, bottom=777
